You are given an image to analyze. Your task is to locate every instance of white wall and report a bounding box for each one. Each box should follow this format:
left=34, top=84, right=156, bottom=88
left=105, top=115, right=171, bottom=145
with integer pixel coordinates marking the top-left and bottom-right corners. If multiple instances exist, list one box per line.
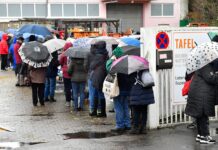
left=180, top=0, right=188, bottom=19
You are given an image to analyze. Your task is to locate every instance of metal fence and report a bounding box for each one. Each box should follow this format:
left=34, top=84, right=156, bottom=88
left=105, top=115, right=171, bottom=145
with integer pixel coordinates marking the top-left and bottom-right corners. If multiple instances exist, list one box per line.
left=157, top=69, right=218, bottom=127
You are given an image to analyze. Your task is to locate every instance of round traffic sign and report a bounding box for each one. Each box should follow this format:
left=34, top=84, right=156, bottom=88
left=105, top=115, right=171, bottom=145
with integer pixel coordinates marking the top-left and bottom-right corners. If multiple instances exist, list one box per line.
left=156, top=32, right=169, bottom=49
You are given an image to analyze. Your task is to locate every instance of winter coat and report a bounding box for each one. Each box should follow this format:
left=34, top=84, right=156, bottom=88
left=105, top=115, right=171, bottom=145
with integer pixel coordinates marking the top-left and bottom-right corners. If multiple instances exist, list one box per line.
left=68, top=58, right=87, bottom=82
left=90, top=41, right=109, bottom=90
left=29, top=67, right=47, bottom=84
left=59, top=42, right=72, bottom=79
left=9, top=38, right=17, bottom=69
left=185, top=64, right=218, bottom=118
left=213, top=58, right=218, bottom=105
left=117, top=73, right=135, bottom=96
left=0, top=34, right=8, bottom=54
left=46, top=52, right=59, bottom=78
left=14, top=42, right=22, bottom=64
left=129, top=72, right=155, bottom=106
left=84, top=45, right=96, bottom=79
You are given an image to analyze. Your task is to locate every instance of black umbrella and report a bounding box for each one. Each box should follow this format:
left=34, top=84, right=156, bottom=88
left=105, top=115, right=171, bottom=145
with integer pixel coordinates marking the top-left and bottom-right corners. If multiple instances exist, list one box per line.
left=19, top=41, right=52, bottom=68
left=122, top=46, right=140, bottom=56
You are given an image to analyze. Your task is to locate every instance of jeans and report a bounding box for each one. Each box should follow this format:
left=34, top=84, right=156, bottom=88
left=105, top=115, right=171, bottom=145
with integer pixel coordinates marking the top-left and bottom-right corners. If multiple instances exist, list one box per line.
left=132, top=105, right=148, bottom=129
left=113, top=95, right=131, bottom=129
left=88, top=79, right=97, bottom=111
left=44, top=77, right=56, bottom=99
left=196, top=114, right=209, bottom=136
left=31, top=83, right=45, bottom=105
left=72, top=82, right=86, bottom=109
left=63, top=78, right=72, bottom=102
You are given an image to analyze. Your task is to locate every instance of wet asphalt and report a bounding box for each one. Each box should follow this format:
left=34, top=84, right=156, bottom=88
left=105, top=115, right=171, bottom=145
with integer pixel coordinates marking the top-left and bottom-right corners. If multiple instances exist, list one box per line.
left=0, top=70, right=218, bottom=150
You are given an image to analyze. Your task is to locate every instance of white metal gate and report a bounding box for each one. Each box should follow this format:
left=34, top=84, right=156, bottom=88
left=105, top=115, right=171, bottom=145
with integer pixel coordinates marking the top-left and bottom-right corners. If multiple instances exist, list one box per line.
left=157, top=69, right=218, bottom=127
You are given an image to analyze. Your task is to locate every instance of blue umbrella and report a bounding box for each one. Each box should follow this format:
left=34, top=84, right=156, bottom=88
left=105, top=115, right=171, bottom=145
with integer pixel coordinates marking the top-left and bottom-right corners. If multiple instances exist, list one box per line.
left=73, top=38, right=92, bottom=48
left=6, top=28, right=17, bottom=35
left=0, top=31, right=5, bottom=40
left=120, top=37, right=140, bottom=47
left=17, top=24, right=52, bottom=37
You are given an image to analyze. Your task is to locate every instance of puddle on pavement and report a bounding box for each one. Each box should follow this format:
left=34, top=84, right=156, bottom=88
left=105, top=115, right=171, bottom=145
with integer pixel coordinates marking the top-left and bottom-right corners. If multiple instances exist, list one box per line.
left=0, top=142, right=45, bottom=149
left=31, top=113, right=54, bottom=117
left=63, top=131, right=119, bottom=140
left=210, top=128, right=218, bottom=136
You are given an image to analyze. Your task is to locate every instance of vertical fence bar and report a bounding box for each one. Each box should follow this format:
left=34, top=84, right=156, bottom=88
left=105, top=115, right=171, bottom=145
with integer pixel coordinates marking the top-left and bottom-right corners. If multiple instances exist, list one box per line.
left=165, top=70, right=169, bottom=124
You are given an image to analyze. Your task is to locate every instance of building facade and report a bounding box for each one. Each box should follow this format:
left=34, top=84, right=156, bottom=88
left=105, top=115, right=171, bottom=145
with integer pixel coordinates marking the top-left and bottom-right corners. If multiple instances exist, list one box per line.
left=0, top=0, right=187, bottom=32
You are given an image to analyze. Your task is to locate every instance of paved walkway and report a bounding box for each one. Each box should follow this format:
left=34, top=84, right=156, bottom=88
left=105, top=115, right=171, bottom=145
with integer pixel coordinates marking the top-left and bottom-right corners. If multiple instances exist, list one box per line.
left=0, top=70, right=218, bottom=150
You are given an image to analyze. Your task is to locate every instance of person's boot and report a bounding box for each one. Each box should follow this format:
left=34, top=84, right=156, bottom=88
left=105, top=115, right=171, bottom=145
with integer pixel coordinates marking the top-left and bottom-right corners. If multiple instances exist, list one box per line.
left=97, top=99, right=107, bottom=118
left=129, top=127, right=139, bottom=134
left=89, top=98, right=98, bottom=116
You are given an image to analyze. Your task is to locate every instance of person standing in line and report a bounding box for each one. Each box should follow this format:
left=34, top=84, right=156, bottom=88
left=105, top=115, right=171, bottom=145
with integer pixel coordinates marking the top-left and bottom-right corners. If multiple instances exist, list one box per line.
left=0, top=34, right=8, bottom=71
left=29, top=66, right=47, bottom=106
left=89, top=41, right=109, bottom=117
left=106, top=47, right=134, bottom=132
left=68, top=57, right=87, bottom=111
left=14, top=37, right=24, bottom=79
left=44, top=51, right=59, bottom=102
left=85, top=44, right=99, bottom=116
left=59, top=42, right=73, bottom=107
left=185, top=63, right=218, bottom=144
left=129, top=70, right=155, bottom=134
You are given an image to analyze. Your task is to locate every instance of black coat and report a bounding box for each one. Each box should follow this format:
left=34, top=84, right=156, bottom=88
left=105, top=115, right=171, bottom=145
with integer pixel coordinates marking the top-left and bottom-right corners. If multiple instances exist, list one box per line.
left=185, top=64, right=218, bottom=118
left=213, top=58, right=218, bottom=105
left=46, top=52, right=59, bottom=78
left=90, top=41, right=109, bottom=90
left=129, top=72, right=155, bottom=106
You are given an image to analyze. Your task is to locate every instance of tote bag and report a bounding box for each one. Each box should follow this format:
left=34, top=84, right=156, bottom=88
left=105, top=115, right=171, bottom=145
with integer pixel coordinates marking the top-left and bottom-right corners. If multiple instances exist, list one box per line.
left=102, top=74, right=119, bottom=98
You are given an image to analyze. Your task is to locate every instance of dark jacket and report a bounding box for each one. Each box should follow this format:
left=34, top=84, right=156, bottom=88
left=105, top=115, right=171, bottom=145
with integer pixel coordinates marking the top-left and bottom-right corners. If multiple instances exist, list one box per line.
left=129, top=72, right=155, bottom=106
left=185, top=64, right=218, bottom=117
left=84, top=45, right=96, bottom=79
left=68, top=58, right=87, bottom=82
left=213, top=58, right=218, bottom=105
left=46, top=52, right=59, bottom=78
left=89, top=41, right=109, bottom=90
left=117, top=73, right=135, bottom=96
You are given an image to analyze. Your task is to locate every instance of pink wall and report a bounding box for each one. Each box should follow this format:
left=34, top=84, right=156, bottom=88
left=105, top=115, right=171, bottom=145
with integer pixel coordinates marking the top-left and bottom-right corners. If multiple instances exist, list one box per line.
left=143, top=0, right=180, bottom=27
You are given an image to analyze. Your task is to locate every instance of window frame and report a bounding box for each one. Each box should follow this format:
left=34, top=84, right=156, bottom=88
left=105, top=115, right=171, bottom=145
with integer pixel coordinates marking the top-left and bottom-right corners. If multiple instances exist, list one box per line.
left=150, top=3, right=174, bottom=17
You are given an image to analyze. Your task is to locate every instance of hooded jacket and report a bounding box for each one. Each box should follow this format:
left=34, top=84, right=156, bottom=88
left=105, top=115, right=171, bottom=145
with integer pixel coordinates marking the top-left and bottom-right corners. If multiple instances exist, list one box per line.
left=89, top=41, right=109, bottom=90
left=59, top=42, right=72, bottom=79
left=9, top=37, right=17, bottom=69
left=0, top=34, right=8, bottom=54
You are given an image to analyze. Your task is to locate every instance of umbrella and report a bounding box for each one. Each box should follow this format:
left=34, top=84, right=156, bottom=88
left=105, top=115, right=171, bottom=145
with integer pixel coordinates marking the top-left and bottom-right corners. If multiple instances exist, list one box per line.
left=73, top=38, right=92, bottom=48
left=43, top=39, right=66, bottom=53
left=186, top=42, right=218, bottom=74
left=122, top=46, right=140, bottom=56
left=17, top=24, right=52, bottom=37
left=90, top=37, right=119, bottom=56
left=120, top=37, right=140, bottom=47
left=64, top=47, right=90, bottom=58
left=0, top=31, right=5, bottom=40
left=6, top=28, right=17, bottom=35
left=110, top=55, right=149, bottom=74
left=18, top=41, right=52, bottom=68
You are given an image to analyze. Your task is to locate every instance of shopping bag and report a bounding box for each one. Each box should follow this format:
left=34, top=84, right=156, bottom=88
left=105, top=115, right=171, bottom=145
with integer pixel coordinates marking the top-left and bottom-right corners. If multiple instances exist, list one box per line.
left=182, top=78, right=193, bottom=96
left=102, top=74, right=119, bottom=98
left=141, top=70, right=155, bottom=87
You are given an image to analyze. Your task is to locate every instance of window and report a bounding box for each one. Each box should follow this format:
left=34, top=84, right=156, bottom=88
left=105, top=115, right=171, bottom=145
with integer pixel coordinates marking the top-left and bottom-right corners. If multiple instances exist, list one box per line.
left=8, top=4, right=21, bottom=17
left=51, top=4, right=62, bottom=17
left=76, top=4, right=87, bottom=16
left=163, top=4, right=174, bottom=16
left=35, top=4, right=47, bottom=17
left=64, top=4, right=75, bottom=17
left=22, top=4, right=34, bottom=17
left=88, top=4, right=99, bottom=16
left=151, top=3, right=174, bottom=16
left=0, top=4, right=7, bottom=17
